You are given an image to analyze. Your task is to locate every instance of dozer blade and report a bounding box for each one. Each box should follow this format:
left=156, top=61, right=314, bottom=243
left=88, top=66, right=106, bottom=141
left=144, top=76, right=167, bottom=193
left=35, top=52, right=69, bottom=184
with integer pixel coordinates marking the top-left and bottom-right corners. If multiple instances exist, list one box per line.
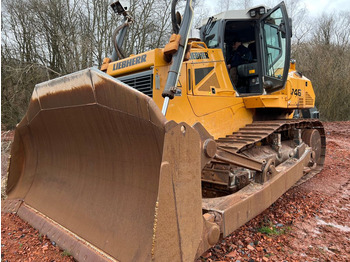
left=4, top=68, right=219, bottom=261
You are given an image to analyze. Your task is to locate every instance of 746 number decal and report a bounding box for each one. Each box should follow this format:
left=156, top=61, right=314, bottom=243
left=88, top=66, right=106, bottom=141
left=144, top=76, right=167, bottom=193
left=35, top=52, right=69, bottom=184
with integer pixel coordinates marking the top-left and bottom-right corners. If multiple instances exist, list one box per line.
left=291, top=88, right=302, bottom=96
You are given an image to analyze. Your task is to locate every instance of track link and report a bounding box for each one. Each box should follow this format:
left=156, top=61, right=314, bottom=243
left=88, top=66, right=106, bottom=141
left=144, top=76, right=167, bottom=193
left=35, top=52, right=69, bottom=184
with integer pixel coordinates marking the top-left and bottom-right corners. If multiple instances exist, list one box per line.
left=202, top=119, right=326, bottom=196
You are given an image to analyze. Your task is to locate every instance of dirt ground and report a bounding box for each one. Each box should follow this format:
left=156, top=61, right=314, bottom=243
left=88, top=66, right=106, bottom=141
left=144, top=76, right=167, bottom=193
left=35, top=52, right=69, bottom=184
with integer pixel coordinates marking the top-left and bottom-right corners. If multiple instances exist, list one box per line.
left=1, top=121, right=350, bottom=261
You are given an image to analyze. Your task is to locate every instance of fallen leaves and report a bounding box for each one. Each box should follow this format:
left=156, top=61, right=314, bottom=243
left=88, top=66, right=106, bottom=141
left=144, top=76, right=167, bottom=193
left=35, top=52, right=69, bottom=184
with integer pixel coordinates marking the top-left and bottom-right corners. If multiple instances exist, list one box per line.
left=1, top=213, right=74, bottom=261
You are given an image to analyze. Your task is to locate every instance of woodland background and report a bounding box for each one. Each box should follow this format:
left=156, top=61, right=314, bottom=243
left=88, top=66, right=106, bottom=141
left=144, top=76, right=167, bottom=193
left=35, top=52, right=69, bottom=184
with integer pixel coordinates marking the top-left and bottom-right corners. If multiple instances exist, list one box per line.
left=2, top=0, right=350, bottom=129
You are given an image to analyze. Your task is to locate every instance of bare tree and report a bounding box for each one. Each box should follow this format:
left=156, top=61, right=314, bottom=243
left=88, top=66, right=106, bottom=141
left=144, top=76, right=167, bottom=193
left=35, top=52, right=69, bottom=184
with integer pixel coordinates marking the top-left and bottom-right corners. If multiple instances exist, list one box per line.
left=293, top=11, right=350, bottom=121
left=1, top=0, right=173, bottom=128
left=238, top=0, right=252, bottom=9
left=213, top=0, right=253, bottom=14
left=283, top=0, right=312, bottom=44
left=2, top=0, right=349, bottom=130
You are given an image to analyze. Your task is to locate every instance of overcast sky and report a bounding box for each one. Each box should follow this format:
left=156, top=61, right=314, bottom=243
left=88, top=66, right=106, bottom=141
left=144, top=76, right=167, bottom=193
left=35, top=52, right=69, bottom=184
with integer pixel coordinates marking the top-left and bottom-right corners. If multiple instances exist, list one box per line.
left=303, top=0, right=350, bottom=16
left=203, top=0, right=350, bottom=17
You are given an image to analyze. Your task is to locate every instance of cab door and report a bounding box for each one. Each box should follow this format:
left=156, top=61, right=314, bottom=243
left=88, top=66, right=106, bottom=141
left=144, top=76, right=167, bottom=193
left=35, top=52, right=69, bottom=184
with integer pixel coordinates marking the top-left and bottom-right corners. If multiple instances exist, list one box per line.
left=259, top=2, right=291, bottom=93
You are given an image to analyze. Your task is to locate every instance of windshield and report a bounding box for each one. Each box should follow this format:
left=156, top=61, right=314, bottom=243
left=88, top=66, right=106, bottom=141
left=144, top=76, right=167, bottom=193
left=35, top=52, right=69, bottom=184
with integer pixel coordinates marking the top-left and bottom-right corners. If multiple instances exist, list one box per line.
left=203, top=21, right=220, bottom=48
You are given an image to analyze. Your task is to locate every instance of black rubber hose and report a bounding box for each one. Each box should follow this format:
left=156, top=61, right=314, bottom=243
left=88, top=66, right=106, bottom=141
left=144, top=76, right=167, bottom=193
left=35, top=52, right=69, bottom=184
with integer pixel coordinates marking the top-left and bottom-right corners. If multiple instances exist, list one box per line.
left=171, top=0, right=180, bottom=34
left=112, top=23, right=127, bottom=60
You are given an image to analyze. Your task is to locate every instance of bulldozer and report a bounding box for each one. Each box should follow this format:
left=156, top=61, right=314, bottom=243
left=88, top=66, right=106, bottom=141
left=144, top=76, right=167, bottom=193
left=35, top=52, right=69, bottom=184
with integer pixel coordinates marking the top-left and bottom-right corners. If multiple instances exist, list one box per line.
left=3, top=0, right=325, bottom=261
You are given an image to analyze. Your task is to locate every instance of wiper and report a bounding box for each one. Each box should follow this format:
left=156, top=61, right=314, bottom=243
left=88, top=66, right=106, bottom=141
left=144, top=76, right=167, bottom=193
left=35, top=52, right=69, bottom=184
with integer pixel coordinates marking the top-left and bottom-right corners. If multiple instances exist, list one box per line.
left=203, top=16, right=216, bottom=37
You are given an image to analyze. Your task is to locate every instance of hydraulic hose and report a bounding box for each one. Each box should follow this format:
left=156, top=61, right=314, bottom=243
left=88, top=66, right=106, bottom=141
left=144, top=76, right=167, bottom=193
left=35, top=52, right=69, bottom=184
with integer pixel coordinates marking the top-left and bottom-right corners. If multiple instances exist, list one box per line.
left=111, top=10, right=134, bottom=62
left=161, top=0, right=194, bottom=115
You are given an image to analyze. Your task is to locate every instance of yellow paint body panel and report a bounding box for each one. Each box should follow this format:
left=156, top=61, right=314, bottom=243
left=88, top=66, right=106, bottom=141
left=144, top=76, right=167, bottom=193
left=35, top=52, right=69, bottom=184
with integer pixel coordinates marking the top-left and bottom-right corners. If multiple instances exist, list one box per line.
left=105, top=41, right=316, bottom=139
left=106, top=49, right=168, bottom=77
left=243, top=71, right=316, bottom=109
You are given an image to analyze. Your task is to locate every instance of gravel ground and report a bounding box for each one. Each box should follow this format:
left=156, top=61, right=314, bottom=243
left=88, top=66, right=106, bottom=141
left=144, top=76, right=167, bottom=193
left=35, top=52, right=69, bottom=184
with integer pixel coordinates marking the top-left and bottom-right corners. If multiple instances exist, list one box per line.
left=1, top=213, right=75, bottom=261
left=1, top=121, right=350, bottom=261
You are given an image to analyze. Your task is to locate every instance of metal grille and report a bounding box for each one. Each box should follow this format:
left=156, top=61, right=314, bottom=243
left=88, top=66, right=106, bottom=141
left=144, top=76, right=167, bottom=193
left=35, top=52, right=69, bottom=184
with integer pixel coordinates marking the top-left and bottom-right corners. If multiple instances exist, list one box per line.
left=298, top=97, right=304, bottom=106
left=305, top=92, right=314, bottom=106
left=117, top=70, right=153, bottom=97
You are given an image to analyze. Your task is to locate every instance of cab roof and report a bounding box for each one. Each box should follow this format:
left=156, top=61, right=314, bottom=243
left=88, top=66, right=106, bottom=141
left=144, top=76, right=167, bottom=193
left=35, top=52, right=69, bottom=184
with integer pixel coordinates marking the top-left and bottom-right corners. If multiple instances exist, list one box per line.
left=200, top=5, right=268, bottom=26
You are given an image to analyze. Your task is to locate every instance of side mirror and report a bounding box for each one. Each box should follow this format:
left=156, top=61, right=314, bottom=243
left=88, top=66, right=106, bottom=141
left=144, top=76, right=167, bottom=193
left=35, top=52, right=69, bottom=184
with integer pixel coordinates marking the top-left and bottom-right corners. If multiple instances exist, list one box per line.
left=279, top=19, right=292, bottom=38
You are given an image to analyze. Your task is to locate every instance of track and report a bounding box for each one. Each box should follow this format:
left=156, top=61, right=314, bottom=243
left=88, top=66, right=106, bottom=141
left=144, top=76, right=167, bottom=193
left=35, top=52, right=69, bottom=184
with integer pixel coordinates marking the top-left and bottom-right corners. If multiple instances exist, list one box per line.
left=202, top=119, right=326, bottom=196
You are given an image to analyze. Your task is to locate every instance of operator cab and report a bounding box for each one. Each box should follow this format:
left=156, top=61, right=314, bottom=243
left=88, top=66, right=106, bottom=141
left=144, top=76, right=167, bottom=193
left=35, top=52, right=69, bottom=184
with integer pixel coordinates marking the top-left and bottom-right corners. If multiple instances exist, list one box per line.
left=199, top=2, right=291, bottom=96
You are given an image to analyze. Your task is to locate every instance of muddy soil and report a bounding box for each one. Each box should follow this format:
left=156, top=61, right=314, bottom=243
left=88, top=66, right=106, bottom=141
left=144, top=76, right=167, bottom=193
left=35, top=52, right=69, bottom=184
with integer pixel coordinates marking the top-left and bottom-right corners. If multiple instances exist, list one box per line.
left=1, top=121, right=350, bottom=261
left=1, top=130, right=75, bottom=261
left=1, top=213, right=75, bottom=261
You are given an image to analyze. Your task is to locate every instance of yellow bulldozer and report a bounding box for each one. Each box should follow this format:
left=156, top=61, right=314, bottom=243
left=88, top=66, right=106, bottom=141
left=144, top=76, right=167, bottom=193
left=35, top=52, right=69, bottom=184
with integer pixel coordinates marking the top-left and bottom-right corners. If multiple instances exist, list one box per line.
left=3, top=0, right=325, bottom=261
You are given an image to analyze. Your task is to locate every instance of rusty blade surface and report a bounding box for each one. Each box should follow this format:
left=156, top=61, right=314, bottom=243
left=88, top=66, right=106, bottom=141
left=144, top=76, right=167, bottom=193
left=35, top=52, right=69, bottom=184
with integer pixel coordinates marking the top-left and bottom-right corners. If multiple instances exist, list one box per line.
left=6, top=68, right=168, bottom=261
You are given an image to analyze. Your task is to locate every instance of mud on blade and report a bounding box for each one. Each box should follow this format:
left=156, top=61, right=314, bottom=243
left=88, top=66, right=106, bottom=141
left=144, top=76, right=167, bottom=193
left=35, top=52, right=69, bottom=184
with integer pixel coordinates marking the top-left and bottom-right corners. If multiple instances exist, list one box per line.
left=5, top=68, right=209, bottom=261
